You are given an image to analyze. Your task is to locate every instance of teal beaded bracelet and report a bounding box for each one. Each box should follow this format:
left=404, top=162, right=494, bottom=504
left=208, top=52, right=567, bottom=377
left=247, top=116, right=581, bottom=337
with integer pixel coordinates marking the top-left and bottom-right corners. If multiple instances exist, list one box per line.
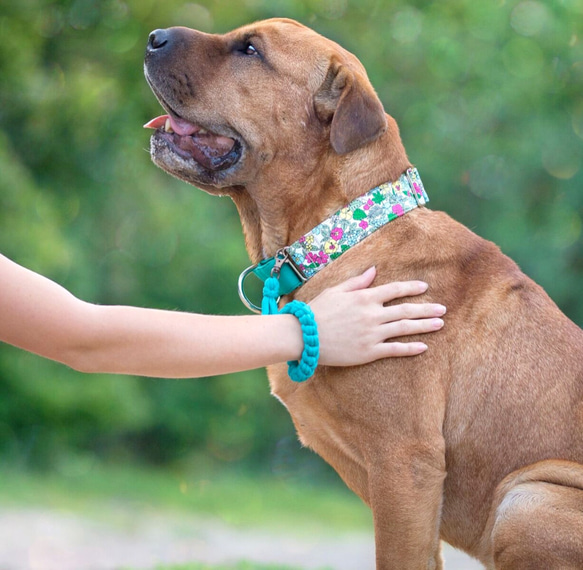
left=279, top=300, right=320, bottom=382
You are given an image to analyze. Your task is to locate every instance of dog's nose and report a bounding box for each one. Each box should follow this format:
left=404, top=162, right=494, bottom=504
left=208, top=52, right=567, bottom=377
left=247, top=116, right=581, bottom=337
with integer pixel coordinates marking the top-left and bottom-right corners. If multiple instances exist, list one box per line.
left=148, top=29, right=169, bottom=51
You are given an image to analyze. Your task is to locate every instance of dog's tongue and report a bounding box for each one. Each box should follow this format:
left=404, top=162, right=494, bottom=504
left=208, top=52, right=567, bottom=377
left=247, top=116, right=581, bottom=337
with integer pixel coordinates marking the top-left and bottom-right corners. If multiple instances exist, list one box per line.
left=144, top=114, right=237, bottom=171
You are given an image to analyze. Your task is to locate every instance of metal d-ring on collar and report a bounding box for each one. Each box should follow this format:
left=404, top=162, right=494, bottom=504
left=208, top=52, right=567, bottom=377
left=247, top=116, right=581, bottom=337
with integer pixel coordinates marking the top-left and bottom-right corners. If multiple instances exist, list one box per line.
left=238, top=248, right=307, bottom=313
left=237, top=265, right=263, bottom=313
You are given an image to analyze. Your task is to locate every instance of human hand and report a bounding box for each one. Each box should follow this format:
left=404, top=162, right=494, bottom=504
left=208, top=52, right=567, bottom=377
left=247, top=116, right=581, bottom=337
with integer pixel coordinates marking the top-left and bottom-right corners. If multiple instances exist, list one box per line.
left=309, top=267, right=446, bottom=367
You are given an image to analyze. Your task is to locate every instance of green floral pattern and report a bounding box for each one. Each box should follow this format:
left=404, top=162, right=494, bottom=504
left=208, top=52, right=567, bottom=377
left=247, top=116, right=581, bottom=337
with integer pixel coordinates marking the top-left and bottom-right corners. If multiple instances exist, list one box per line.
left=288, top=168, right=429, bottom=278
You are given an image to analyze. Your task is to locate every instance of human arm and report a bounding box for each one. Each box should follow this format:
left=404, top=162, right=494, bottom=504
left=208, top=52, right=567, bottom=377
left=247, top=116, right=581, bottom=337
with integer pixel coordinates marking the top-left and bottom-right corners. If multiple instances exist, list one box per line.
left=0, top=255, right=445, bottom=377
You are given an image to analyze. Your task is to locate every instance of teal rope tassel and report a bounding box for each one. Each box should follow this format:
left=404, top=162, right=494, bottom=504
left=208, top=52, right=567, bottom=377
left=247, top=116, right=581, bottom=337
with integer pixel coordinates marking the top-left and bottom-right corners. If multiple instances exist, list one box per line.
left=261, top=276, right=320, bottom=382
left=262, top=276, right=281, bottom=316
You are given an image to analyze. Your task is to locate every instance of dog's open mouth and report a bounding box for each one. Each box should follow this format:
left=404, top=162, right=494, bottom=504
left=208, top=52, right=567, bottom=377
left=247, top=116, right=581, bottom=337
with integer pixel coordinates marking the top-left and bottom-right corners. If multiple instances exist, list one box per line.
left=144, top=114, right=242, bottom=172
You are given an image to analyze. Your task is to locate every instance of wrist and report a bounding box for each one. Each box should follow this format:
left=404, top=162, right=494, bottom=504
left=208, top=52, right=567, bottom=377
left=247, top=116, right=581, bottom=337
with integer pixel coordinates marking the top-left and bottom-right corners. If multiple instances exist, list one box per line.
left=276, top=314, right=304, bottom=361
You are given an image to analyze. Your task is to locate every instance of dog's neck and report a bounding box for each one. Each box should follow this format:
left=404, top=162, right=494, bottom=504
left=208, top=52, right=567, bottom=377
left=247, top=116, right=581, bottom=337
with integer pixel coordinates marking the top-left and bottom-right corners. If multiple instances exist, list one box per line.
left=231, top=120, right=411, bottom=263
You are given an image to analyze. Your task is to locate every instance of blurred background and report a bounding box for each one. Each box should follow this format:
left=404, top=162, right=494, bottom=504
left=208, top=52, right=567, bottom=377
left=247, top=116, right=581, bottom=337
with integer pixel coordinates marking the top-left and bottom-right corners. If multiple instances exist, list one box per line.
left=0, top=0, right=581, bottom=567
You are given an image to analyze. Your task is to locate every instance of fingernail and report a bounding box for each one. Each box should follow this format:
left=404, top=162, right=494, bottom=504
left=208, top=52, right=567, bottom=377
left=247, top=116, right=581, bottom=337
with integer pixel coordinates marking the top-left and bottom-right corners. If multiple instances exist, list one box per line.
left=418, top=343, right=428, bottom=352
left=435, top=304, right=447, bottom=315
left=418, top=281, right=429, bottom=292
left=433, top=318, right=445, bottom=329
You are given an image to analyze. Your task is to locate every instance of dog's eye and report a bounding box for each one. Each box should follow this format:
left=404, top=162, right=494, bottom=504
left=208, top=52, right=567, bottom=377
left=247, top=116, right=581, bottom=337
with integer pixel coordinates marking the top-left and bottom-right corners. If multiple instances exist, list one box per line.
left=243, top=43, right=259, bottom=56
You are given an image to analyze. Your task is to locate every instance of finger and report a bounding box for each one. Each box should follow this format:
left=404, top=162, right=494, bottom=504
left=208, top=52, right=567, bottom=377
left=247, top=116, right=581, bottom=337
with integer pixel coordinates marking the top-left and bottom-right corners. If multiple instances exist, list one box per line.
left=380, top=317, right=445, bottom=340
left=373, top=341, right=429, bottom=358
left=370, top=280, right=429, bottom=303
left=383, top=303, right=446, bottom=322
left=334, top=266, right=377, bottom=293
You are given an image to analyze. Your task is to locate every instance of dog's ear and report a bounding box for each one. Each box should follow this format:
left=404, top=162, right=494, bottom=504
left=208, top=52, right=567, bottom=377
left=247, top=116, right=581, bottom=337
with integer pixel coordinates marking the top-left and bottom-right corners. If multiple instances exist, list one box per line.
left=314, top=61, right=388, bottom=154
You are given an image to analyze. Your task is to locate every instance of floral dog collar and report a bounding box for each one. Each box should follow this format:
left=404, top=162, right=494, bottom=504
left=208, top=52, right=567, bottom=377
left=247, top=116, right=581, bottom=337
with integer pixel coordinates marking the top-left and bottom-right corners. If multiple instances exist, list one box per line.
left=238, top=168, right=429, bottom=313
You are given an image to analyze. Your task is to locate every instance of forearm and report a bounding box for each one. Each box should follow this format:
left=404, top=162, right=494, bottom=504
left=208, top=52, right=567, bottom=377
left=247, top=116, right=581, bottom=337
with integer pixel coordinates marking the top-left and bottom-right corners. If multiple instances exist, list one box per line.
left=70, top=306, right=303, bottom=377
left=0, top=254, right=303, bottom=377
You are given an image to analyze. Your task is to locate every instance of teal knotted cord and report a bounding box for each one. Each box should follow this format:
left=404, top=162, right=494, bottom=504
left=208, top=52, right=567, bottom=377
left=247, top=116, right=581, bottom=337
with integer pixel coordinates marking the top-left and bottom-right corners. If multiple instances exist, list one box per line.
left=262, top=276, right=320, bottom=382
left=261, top=276, right=281, bottom=316
left=280, top=301, right=320, bottom=382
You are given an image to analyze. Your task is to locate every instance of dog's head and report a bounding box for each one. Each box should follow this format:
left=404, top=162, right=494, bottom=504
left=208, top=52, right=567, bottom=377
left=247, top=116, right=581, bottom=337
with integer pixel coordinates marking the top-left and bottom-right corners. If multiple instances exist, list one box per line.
left=144, top=18, right=390, bottom=192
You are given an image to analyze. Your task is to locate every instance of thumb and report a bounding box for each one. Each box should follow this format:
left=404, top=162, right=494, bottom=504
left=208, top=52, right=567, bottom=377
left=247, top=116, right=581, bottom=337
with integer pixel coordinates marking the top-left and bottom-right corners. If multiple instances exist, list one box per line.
left=336, top=266, right=377, bottom=292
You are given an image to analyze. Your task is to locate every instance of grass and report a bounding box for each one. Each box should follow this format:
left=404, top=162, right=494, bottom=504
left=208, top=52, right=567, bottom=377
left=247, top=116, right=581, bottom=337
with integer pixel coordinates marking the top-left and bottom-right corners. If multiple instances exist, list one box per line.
left=0, top=461, right=372, bottom=536
left=148, top=562, right=301, bottom=570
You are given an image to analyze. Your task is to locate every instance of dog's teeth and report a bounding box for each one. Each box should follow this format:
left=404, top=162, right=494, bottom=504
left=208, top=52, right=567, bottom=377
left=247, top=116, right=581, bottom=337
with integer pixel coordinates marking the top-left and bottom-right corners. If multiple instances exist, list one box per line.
left=198, top=128, right=208, bottom=135
left=164, top=118, right=174, bottom=133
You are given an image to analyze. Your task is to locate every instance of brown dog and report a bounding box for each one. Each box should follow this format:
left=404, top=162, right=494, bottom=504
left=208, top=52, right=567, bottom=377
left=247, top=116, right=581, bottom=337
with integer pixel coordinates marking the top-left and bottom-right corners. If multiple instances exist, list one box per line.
left=143, top=18, right=583, bottom=569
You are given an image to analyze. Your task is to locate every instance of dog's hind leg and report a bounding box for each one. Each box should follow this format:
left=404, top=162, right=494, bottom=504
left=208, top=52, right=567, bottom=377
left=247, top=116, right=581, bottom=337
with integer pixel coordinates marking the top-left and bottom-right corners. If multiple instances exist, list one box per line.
left=481, top=460, right=583, bottom=570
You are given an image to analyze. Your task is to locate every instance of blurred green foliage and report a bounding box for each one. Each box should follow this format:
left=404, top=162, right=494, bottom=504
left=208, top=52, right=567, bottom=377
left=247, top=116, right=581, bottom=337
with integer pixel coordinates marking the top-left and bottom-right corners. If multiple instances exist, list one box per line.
left=0, top=0, right=582, bottom=473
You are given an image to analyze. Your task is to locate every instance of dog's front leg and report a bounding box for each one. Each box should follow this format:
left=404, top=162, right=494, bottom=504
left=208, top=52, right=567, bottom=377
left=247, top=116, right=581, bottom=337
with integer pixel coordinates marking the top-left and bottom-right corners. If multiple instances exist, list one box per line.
left=368, top=441, right=446, bottom=570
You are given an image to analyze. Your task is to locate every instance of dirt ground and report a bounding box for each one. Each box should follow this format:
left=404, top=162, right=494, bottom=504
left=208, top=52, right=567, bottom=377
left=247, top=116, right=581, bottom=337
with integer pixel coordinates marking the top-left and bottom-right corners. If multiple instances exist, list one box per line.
left=0, top=507, right=484, bottom=570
